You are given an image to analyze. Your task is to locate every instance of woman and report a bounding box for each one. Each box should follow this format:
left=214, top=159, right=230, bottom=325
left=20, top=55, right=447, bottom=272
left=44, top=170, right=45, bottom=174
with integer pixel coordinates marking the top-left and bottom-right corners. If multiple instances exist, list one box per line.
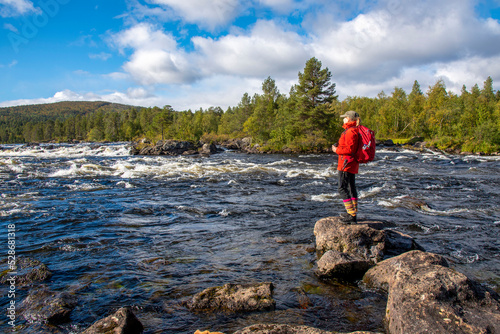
left=331, top=110, right=360, bottom=224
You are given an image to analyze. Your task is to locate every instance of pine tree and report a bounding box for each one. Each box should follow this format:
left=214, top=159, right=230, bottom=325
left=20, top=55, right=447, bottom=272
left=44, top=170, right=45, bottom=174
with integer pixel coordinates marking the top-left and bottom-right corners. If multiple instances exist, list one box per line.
left=296, top=57, right=337, bottom=136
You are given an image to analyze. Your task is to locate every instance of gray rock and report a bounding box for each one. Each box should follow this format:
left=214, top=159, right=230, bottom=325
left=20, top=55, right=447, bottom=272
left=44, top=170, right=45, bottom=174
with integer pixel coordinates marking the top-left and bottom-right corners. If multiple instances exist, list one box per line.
left=81, top=307, right=144, bottom=334
left=363, top=250, right=500, bottom=334
left=313, top=217, right=425, bottom=282
left=21, top=288, right=77, bottom=324
left=200, top=143, right=218, bottom=155
left=383, top=139, right=394, bottom=146
left=387, top=265, right=500, bottom=334
left=188, top=282, right=275, bottom=313
left=363, top=250, right=449, bottom=292
left=383, top=229, right=425, bottom=257
left=234, top=324, right=381, bottom=334
left=314, top=217, right=386, bottom=263
left=316, top=250, right=372, bottom=280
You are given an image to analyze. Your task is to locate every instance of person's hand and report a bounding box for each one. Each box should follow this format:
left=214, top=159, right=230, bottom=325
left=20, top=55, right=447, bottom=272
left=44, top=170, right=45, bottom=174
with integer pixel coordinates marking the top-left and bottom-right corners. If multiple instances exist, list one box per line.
left=331, top=145, right=337, bottom=153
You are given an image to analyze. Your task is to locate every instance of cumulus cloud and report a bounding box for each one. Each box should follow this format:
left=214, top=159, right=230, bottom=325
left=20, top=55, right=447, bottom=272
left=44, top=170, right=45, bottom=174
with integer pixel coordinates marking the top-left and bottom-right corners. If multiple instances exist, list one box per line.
left=193, top=20, right=309, bottom=78
left=110, top=23, right=199, bottom=85
left=0, top=88, right=163, bottom=109
left=0, top=0, right=38, bottom=17
left=148, top=0, right=241, bottom=30
left=311, top=0, right=500, bottom=87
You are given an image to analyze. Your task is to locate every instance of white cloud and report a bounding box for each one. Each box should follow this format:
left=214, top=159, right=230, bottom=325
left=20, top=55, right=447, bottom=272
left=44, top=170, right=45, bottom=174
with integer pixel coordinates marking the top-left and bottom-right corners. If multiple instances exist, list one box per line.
left=311, top=0, right=500, bottom=85
left=0, top=0, right=38, bottom=17
left=110, top=23, right=199, bottom=85
left=193, top=20, right=309, bottom=78
left=0, top=88, right=162, bottom=109
left=89, top=52, right=112, bottom=61
left=3, top=22, right=18, bottom=32
left=149, top=0, right=241, bottom=30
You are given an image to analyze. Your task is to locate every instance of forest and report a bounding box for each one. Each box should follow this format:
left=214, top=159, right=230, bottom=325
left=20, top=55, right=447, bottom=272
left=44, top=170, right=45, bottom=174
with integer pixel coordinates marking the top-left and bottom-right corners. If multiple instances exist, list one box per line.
left=1, top=57, right=500, bottom=153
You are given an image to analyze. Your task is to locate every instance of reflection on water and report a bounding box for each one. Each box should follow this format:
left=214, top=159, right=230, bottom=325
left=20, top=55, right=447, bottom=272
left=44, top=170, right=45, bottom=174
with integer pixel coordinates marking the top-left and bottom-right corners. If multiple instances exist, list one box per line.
left=0, top=143, right=499, bottom=333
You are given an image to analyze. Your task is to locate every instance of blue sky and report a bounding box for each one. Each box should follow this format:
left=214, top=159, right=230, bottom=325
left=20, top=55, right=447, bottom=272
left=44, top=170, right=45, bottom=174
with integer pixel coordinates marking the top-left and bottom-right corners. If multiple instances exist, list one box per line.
left=1, top=0, right=500, bottom=111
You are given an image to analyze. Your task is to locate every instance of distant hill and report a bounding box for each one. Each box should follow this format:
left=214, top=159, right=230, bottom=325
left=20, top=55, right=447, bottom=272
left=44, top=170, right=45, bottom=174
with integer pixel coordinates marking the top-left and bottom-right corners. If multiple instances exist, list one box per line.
left=0, top=101, right=141, bottom=120
left=0, top=101, right=144, bottom=143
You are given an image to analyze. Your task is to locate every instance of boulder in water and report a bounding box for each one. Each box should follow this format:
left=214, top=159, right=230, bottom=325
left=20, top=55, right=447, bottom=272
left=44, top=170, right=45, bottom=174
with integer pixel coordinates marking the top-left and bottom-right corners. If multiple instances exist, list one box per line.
left=316, top=250, right=372, bottom=280
left=363, top=250, right=500, bottom=334
left=234, top=324, right=381, bottom=334
left=188, top=282, right=275, bottom=313
left=21, top=288, right=77, bottom=324
left=313, top=217, right=424, bottom=280
left=81, top=307, right=144, bottom=334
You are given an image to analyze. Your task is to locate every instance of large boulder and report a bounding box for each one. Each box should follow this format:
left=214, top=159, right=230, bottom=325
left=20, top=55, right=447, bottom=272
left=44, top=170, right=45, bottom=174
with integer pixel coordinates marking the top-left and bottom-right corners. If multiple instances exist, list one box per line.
left=314, top=217, right=386, bottom=263
left=82, top=307, right=144, bottom=334
left=234, top=324, right=381, bottom=334
left=363, top=250, right=448, bottom=291
left=363, top=250, right=500, bottom=334
left=188, top=282, right=275, bottom=313
left=313, top=217, right=424, bottom=280
left=20, top=288, right=77, bottom=324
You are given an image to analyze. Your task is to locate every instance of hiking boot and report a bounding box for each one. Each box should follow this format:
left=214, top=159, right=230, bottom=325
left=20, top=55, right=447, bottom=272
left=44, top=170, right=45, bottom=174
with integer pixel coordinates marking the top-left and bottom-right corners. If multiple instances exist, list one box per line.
left=339, top=213, right=357, bottom=224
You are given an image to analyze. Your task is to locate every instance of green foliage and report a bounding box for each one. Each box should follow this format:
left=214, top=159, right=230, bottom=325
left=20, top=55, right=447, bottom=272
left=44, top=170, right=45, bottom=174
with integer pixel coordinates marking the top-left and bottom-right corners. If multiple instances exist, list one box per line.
left=1, top=61, right=499, bottom=154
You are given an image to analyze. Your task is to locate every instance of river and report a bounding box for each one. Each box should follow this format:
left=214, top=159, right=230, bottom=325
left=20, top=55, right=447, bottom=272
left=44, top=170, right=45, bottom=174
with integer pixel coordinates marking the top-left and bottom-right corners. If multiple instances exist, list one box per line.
left=0, top=143, right=499, bottom=333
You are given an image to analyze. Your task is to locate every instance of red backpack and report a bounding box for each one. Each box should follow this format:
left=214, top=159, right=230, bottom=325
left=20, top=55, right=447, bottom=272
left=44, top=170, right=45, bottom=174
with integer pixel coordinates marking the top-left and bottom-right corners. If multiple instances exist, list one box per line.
left=356, top=125, right=376, bottom=163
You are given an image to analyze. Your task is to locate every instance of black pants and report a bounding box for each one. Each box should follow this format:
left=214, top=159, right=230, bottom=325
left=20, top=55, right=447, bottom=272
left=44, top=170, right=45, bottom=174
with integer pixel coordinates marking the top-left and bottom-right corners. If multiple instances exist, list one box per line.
left=338, top=171, right=357, bottom=201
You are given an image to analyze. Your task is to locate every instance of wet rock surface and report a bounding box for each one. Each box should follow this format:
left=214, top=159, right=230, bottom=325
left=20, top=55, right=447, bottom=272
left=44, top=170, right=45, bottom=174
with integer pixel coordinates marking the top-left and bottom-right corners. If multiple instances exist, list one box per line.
left=0, top=257, right=52, bottom=287
left=81, top=307, right=144, bottom=334
left=187, top=282, right=276, bottom=313
left=20, top=287, right=77, bottom=325
left=364, top=250, right=500, bottom=333
left=316, top=250, right=372, bottom=280
left=363, top=250, right=449, bottom=291
left=313, top=217, right=387, bottom=262
left=234, top=324, right=381, bottom=334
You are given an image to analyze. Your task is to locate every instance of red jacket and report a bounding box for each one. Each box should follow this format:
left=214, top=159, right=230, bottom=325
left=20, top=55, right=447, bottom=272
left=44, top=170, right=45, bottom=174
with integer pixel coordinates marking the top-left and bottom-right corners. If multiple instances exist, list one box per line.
left=336, top=121, right=359, bottom=174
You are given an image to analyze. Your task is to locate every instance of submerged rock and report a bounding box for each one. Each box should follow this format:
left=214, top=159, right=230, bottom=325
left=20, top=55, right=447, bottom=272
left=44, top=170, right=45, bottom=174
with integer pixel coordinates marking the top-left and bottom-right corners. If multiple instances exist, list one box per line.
left=82, top=307, right=144, bottom=334
left=0, top=257, right=52, bottom=287
left=234, top=324, right=381, bottom=334
left=21, top=288, right=77, bottom=325
left=188, top=282, right=275, bottom=313
left=364, top=250, right=500, bottom=334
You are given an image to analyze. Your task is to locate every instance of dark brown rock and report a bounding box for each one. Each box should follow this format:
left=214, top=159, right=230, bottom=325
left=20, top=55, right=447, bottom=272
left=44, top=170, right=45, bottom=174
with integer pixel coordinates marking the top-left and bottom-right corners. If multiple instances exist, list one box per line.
left=188, top=282, right=275, bottom=313
left=21, top=288, right=77, bottom=324
left=82, top=307, right=144, bottom=334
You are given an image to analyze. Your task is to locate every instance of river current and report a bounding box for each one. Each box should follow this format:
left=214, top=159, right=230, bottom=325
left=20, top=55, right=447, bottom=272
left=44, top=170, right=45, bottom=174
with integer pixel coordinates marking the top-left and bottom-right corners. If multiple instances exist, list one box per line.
left=0, top=143, right=499, bottom=333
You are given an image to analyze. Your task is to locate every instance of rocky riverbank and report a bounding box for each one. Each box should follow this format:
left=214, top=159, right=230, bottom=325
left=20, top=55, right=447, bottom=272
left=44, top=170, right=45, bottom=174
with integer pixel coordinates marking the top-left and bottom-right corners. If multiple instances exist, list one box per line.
left=5, top=215, right=499, bottom=333
left=128, top=136, right=500, bottom=157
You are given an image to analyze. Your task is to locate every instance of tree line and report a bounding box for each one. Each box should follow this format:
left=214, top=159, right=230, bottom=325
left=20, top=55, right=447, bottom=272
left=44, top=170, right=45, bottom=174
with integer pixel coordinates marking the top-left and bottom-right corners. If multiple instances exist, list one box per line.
left=1, top=58, right=499, bottom=153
